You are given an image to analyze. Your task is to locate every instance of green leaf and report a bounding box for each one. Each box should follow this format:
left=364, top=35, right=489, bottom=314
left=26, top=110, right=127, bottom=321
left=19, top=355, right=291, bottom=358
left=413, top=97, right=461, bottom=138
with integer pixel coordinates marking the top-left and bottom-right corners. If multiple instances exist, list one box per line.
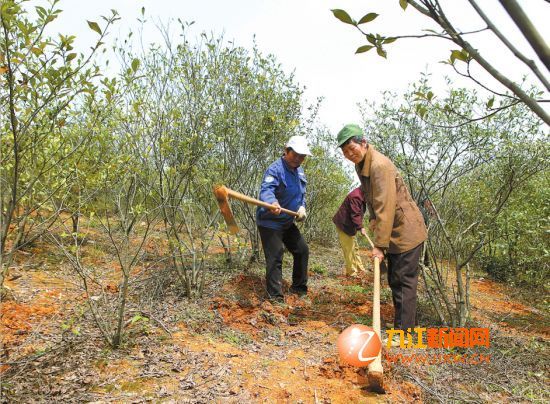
left=131, top=58, right=140, bottom=72
left=487, top=97, right=495, bottom=109
left=416, top=105, right=427, bottom=118
left=376, top=46, right=387, bottom=58
left=35, top=6, right=47, bottom=18
left=356, top=45, right=374, bottom=54
left=87, top=20, right=102, bottom=35
left=399, top=0, right=408, bottom=11
left=66, top=52, right=77, bottom=62
left=130, top=314, right=146, bottom=324
left=450, top=49, right=468, bottom=63
left=450, top=50, right=458, bottom=63
left=358, top=12, right=378, bottom=24
left=366, top=34, right=377, bottom=45
left=384, top=37, right=397, bottom=44
left=331, top=9, right=355, bottom=25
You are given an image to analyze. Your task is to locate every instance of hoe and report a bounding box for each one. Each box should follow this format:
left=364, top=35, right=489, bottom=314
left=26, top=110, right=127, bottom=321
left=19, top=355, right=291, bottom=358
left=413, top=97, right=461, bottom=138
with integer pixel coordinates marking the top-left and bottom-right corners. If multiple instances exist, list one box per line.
left=213, top=184, right=298, bottom=233
left=361, top=232, right=385, bottom=394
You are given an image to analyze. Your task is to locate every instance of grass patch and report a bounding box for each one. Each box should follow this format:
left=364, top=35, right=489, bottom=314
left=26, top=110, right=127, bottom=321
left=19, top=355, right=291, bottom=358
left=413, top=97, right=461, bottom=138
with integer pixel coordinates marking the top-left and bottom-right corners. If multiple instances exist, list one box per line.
left=221, top=329, right=252, bottom=346
left=310, top=262, right=328, bottom=275
left=352, top=314, right=373, bottom=325
left=343, top=284, right=372, bottom=295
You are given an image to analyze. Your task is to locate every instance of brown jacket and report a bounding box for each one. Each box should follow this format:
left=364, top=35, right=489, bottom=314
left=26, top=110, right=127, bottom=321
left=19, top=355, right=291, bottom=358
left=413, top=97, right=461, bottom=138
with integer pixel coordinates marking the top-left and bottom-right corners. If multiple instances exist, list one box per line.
left=355, top=145, right=427, bottom=254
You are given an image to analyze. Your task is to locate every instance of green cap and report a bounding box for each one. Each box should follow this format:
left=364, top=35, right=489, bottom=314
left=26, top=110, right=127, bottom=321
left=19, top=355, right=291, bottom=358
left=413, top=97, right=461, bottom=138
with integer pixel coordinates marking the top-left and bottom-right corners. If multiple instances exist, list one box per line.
left=336, top=124, right=363, bottom=147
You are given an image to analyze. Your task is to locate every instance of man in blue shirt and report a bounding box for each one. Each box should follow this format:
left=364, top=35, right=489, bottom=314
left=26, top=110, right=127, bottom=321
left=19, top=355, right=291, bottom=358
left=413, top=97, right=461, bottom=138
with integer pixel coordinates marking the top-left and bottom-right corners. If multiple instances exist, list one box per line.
left=257, top=136, right=311, bottom=301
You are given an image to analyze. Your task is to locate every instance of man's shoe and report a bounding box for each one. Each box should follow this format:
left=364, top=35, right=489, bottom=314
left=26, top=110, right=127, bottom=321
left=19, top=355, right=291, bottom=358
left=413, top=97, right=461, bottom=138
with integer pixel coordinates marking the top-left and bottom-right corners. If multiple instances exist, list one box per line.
left=289, top=286, right=307, bottom=297
left=267, top=295, right=285, bottom=304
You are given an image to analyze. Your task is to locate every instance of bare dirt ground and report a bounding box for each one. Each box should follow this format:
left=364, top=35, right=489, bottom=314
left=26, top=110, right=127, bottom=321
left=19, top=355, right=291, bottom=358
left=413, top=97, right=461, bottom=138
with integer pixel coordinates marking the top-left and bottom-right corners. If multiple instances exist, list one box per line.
left=1, top=239, right=548, bottom=403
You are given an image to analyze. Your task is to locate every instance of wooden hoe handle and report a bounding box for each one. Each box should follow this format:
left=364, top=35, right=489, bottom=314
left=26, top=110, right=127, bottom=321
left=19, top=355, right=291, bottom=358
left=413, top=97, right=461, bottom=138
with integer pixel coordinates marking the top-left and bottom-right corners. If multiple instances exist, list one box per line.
left=361, top=232, right=385, bottom=392
left=222, top=186, right=299, bottom=217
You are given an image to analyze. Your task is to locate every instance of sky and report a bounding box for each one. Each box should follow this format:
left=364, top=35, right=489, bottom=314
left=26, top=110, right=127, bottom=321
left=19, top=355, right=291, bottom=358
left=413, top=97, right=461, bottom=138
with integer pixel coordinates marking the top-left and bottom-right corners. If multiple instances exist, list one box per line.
left=46, top=0, right=549, bottom=135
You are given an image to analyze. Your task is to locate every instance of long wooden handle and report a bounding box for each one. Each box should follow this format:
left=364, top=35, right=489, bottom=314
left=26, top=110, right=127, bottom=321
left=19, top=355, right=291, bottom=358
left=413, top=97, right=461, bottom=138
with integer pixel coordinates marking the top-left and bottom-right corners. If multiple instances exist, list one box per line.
left=363, top=232, right=375, bottom=250
left=225, top=187, right=299, bottom=217
left=361, top=232, right=383, bottom=374
left=369, top=256, right=383, bottom=372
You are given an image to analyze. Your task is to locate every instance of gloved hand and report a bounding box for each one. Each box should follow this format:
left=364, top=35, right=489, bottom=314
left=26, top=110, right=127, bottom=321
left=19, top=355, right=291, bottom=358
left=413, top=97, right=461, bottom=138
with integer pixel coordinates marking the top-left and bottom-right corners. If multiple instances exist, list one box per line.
left=296, top=206, right=307, bottom=222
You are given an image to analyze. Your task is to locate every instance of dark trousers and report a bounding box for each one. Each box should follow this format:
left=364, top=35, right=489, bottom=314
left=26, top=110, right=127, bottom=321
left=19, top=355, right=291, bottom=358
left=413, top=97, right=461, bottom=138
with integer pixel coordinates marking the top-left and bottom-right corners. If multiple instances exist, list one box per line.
left=258, top=224, right=309, bottom=298
left=386, top=243, right=423, bottom=331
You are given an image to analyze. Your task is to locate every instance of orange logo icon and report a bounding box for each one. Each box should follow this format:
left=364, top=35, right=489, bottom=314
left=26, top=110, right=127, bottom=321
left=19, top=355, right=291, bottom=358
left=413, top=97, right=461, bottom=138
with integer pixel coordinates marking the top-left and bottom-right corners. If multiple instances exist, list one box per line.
left=337, top=324, right=381, bottom=367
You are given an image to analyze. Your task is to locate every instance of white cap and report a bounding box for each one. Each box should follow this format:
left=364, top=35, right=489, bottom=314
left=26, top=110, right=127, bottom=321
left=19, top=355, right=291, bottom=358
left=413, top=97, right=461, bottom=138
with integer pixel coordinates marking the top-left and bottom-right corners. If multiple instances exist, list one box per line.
left=286, top=135, right=312, bottom=156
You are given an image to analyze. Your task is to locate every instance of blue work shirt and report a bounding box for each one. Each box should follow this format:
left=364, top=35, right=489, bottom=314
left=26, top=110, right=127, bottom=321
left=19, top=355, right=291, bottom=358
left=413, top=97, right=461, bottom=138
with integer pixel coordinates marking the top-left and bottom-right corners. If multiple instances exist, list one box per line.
left=256, top=157, right=307, bottom=230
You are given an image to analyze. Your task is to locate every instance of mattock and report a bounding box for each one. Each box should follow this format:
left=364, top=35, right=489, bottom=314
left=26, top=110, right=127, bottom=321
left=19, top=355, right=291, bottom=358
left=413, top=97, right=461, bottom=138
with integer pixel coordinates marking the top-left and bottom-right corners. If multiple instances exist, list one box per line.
left=213, top=184, right=299, bottom=234
left=361, top=232, right=385, bottom=394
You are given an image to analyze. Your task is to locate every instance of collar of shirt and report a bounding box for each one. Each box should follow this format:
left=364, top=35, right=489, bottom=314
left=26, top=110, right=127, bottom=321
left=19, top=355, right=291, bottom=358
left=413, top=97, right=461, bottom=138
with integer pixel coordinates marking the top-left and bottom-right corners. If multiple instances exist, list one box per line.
left=357, top=144, right=374, bottom=178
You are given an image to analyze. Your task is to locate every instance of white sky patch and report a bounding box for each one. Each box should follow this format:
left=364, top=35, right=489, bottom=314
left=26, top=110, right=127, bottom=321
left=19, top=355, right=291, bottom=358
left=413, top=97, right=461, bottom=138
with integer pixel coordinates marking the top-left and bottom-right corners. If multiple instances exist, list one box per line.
left=36, top=0, right=549, bottom=136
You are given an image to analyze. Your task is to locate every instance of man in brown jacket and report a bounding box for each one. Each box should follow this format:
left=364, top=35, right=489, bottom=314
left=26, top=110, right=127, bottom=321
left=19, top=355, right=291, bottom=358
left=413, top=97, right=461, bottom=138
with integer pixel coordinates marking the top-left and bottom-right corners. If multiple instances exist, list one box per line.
left=336, top=124, right=427, bottom=334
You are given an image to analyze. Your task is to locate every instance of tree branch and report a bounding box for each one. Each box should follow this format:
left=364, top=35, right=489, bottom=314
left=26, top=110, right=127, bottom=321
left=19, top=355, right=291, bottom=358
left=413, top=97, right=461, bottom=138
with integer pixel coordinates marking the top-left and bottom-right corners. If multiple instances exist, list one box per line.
left=468, top=0, right=550, bottom=91
left=499, top=0, right=550, bottom=71
left=407, top=0, right=550, bottom=125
